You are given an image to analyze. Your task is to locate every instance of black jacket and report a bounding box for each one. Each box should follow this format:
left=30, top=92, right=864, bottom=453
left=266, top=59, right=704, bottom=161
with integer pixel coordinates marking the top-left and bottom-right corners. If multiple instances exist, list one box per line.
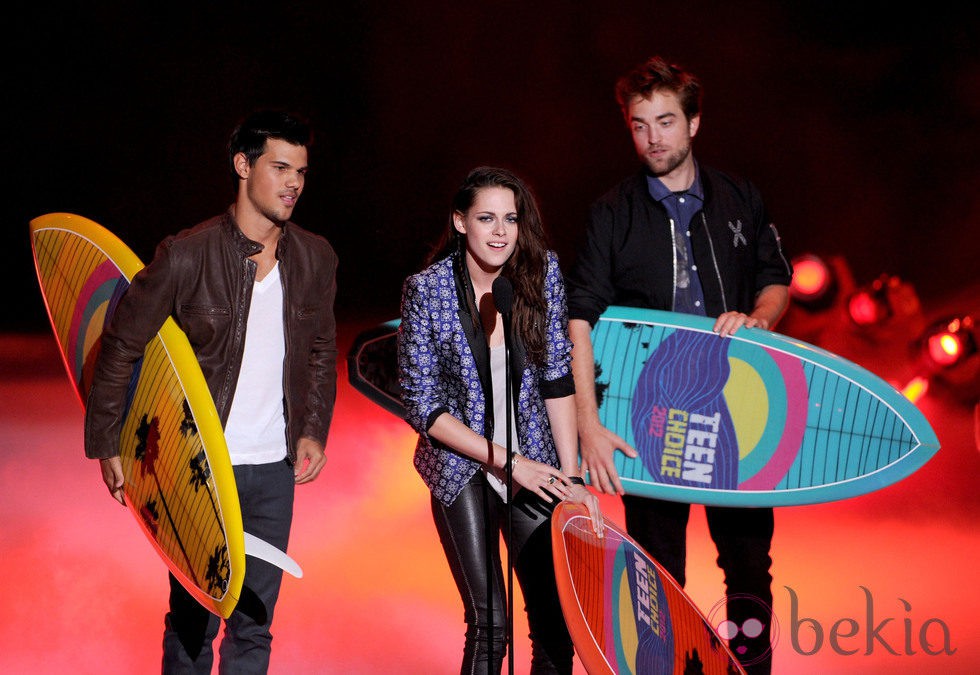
left=566, top=165, right=792, bottom=324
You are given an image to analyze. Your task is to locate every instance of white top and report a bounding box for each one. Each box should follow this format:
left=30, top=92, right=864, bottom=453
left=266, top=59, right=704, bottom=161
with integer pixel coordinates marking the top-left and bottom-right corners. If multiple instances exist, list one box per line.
left=485, top=342, right=520, bottom=501
left=224, top=263, right=288, bottom=465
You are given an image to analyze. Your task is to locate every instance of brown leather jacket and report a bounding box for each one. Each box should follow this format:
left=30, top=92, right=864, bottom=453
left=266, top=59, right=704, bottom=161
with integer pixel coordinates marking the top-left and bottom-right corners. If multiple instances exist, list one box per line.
left=84, top=210, right=338, bottom=463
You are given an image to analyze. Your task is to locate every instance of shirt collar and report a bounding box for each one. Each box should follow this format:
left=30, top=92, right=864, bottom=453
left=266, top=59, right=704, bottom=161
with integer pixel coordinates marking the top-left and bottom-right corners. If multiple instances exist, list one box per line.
left=645, top=161, right=704, bottom=203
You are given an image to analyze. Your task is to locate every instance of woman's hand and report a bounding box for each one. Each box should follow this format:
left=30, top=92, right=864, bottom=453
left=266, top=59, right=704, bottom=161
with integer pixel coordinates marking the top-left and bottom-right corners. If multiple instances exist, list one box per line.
left=499, top=456, right=604, bottom=537
left=506, top=454, right=570, bottom=503
left=562, top=483, right=604, bottom=538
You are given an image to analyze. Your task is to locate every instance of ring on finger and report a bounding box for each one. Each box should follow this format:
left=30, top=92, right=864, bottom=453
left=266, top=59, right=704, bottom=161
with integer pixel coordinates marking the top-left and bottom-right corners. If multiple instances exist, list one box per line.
left=547, top=476, right=557, bottom=485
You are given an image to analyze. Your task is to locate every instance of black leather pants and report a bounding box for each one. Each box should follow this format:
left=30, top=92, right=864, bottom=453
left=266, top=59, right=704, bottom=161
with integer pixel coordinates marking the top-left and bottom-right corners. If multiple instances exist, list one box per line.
left=431, top=473, right=574, bottom=675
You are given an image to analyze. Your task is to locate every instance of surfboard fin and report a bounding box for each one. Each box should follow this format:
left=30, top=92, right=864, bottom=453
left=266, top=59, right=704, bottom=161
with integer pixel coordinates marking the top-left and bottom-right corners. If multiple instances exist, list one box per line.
left=243, top=532, right=304, bottom=578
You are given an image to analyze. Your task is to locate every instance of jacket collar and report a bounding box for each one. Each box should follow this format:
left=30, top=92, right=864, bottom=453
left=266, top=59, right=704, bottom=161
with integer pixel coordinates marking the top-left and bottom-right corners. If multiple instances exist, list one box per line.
left=451, top=251, right=491, bottom=392
left=450, top=251, right=526, bottom=410
left=638, top=162, right=716, bottom=209
left=222, top=207, right=289, bottom=259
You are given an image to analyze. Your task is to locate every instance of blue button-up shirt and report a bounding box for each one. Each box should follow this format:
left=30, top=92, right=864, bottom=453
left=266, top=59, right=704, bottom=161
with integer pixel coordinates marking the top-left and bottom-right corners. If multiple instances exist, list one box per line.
left=646, top=166, right=707, bottom=315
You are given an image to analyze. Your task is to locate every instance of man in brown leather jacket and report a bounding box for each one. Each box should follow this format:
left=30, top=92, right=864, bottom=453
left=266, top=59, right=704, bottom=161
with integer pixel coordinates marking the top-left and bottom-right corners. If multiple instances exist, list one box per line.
left=84, top=110, right=338, bottom=674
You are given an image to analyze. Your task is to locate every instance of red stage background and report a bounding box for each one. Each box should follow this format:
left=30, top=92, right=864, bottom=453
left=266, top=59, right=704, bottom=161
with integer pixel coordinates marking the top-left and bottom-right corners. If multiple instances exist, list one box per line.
left=1, top=309, right=977, bottom=673
left=5, top=2, right=979, bottom=672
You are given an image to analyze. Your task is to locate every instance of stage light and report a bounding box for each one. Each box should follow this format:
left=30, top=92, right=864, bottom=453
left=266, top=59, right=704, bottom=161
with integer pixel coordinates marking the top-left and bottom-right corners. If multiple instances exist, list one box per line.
left=919, top=316, right=977, bottom=370
left=900, top=376, right=929, bottom=403
left=789, top=254, right=836, bottom=308
left=846, top=274, right=896, bottom=327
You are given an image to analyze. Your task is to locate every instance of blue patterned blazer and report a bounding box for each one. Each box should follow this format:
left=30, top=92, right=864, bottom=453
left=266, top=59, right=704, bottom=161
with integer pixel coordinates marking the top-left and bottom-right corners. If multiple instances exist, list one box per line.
left=397, top=250, right=575, bottom=506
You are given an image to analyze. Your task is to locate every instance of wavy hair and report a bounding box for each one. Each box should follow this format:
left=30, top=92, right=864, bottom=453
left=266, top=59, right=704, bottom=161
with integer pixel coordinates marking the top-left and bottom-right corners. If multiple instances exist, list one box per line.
left=429, top=166, right=550, bottom=365
left=615, top=55, right=702, bottom=122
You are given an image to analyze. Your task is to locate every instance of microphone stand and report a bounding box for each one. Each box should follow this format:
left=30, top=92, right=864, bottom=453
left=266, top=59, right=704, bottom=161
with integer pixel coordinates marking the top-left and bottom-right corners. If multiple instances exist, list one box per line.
left=502, top=310, right=514, bottom=675
left=492, top=275, right=515, bottom=675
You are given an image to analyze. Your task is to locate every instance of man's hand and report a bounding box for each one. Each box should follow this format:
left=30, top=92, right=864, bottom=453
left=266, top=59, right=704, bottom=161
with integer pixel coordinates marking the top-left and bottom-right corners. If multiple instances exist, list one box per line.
left=100, top=456, right=126, bottom=505
left=294, top=436, right=327, bottom=484
left=578, top=416, right=638, bottom=495
left=713, top=284, right=789, bottom=336
left=713, top=311, right=762, bottom=337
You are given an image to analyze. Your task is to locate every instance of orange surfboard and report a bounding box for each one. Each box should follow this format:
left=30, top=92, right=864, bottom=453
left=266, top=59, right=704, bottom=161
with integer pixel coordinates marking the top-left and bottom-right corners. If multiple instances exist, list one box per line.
left=552, top=502, right=744, bottom=674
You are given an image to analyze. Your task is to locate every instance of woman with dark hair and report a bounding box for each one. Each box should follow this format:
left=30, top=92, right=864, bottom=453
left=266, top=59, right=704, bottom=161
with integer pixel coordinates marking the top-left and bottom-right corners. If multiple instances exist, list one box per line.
left=397, top=166, right=602, bottom=673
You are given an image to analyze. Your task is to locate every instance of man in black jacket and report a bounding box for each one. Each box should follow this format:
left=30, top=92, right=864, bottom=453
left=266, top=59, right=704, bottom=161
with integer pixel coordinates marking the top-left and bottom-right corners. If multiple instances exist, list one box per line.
left=565, top=56, right=792, bottom=674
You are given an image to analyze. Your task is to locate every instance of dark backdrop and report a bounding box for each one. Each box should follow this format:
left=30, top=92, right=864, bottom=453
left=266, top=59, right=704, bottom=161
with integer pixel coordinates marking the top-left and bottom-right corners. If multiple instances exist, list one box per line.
left=9, top=2, right=979, bottom=331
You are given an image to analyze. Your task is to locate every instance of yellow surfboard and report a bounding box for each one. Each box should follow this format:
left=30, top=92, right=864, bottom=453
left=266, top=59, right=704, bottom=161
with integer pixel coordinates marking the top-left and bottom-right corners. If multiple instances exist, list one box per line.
left=30, top=212, right=248, bottom=617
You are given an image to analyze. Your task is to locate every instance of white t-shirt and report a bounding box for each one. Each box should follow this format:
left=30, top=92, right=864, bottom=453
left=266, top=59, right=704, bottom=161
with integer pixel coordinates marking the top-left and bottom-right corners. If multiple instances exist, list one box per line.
left=224, top=263, right=288, bottom=465
left=485, top=342, right=520, bottom=500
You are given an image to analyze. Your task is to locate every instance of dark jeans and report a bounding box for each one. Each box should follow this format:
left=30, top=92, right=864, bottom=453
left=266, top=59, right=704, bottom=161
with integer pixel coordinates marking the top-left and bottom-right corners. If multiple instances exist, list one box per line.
left=623, top=495, right=774, bottom=675
left=162, top=459, right=295, bottom=674
left=432, top=473, right=574, bottom=675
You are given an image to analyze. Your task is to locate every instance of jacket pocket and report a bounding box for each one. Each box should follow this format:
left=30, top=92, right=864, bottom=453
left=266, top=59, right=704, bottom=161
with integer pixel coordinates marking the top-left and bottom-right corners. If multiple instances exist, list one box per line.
left=178, top=304, right=232, bottom=347
left=181, top=304, right=231, bottom=316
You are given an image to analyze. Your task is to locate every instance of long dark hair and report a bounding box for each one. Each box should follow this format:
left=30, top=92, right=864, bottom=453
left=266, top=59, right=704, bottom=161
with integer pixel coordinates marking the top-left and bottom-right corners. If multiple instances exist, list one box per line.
left=429, top=166, right=550, bottom=365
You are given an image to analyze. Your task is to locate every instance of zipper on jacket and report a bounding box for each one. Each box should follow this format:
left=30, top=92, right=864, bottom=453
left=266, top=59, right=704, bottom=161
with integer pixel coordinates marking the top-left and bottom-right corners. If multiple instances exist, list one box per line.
left=700, top=212, right=729, bottom=314
left=219, top=256, right=255, bottom=420
left=769, top=223, right=792, bottom=276
left=669, top=218, right=678, bottom=312
left=279, top=254, right=292, bottom=459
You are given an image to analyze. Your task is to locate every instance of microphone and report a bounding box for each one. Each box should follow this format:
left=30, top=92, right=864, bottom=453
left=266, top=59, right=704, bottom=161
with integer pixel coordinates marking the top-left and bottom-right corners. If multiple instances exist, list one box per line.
left=492, top=275, right=514, bottom=316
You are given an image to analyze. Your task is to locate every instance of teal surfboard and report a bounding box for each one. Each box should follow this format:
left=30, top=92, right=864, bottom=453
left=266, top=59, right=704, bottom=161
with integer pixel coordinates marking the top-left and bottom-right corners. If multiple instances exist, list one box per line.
left=347, top=306, right=940, bottom=507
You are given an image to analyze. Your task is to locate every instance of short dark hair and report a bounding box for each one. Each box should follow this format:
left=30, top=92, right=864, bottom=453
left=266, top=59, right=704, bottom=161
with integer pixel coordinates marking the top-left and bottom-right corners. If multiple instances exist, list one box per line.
left=615, top=56, right=702, bottom=121
left=228, top=110, right=312, bottom=184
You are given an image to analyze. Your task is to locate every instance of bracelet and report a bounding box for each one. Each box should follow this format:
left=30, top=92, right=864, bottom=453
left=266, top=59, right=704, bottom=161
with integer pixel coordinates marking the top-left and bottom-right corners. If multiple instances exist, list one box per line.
left=510, top=453, right=523, bottom=471
left=567, top=476, right=585, bottom=486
